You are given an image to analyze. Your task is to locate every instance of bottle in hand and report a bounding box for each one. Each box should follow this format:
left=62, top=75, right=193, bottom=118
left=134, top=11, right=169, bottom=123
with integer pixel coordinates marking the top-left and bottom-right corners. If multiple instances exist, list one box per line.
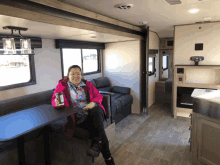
left=55, top=92, right=64, bottom=106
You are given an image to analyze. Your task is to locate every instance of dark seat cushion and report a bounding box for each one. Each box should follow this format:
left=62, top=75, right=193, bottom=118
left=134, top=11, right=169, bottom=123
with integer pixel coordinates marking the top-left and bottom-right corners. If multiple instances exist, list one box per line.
left=50, top=116, right=109, bottom=140
left=112, top=86, right=131, bottom=95
left=117, top=95, right=133, bottom=106
left=0, top=139, right=17, bottom=153
left=112, top=100, right=123, bottom=113
left=50, top=117, right=90, bottom=140
left=112, top=93, right=123, bottom=100
left=94, top=77, right=111, bottom=89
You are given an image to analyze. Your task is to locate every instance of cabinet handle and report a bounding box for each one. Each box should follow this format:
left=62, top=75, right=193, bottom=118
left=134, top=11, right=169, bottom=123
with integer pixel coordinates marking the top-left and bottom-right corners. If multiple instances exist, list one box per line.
left=188, top=138, right=191, bottom=143
left=189, top=126, right=191, bottom=130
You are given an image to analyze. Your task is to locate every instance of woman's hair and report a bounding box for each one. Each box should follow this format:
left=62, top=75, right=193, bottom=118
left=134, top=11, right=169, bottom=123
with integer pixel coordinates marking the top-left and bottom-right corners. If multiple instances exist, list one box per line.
left=66, top=65, right=82, bottom=80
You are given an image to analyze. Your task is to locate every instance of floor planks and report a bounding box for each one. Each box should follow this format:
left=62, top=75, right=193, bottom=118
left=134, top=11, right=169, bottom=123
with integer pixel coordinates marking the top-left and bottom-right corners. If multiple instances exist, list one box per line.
left=97, top=103, right=192, bottom=165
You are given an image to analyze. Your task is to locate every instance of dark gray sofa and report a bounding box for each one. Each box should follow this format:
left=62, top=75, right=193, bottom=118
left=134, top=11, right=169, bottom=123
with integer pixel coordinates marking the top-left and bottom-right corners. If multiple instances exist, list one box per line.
left=89, top=77, right=133, bottom=124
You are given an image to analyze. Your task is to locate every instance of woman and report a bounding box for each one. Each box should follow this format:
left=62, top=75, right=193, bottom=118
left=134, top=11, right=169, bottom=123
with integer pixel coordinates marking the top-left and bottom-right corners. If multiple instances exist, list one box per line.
left=51, top=65, right=115, bottom=165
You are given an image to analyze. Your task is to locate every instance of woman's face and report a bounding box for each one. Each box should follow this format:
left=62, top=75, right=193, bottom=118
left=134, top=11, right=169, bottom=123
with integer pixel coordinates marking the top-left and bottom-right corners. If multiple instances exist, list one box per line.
left=68, top=68, right=82, bottom=86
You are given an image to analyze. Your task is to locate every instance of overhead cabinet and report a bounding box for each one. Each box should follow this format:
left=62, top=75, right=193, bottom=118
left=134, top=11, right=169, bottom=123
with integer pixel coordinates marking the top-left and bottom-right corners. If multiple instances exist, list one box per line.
left=159, top=38, right=173, bottom=49
left=149, top=31, right=159, bottom=50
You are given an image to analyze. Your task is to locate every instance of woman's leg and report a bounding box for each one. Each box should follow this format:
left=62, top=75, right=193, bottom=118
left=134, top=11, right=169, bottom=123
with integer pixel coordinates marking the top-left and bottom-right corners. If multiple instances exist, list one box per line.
left=77, top=106, right=111, bottom=159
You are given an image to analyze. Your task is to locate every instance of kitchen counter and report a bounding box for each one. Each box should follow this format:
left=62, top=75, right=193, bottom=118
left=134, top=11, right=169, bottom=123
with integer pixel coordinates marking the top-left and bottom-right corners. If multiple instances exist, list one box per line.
left=192, top=89, right=220, bottom=120
left=191, top=90, right=220, bottom=165
left=191, top=88, right=220, bottom=103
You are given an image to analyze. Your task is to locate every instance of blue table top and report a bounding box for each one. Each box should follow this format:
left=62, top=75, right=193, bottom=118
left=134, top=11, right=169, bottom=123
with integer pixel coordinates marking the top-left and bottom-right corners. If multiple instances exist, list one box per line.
left=0, top=104, right=79, bottom=142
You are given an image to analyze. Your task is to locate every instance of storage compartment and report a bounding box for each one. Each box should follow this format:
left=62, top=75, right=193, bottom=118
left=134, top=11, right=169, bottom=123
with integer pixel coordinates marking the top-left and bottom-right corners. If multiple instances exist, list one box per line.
left=177, top=68, right=184, bottom=74
left=186, top=68, right=216, bottom=84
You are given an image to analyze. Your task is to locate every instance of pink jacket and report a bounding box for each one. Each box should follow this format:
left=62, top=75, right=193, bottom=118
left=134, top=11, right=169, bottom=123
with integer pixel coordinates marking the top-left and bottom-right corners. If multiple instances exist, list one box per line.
left=51, top=78, right=106, bottom=122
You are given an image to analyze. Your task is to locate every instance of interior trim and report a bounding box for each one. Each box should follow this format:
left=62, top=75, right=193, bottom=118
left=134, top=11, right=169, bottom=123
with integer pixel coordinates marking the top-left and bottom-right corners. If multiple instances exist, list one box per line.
left=0, top=0, right=145, bottom=37
left=55, top=39, right=105, bottom=49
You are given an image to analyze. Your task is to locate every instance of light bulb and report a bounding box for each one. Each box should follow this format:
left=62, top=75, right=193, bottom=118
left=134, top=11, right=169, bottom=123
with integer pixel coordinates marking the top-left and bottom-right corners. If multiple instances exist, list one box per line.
left=6, top=39, right=12, bottom=49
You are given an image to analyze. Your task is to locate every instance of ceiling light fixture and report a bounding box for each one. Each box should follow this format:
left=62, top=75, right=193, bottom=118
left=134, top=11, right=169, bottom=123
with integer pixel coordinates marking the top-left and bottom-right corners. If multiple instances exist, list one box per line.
left=114, top=4, right=134, bottom=10
left=189, top=9, right=199, bottom=13
left=139, top=21, right=148, bottom=25
left=2, top=26, right=33, bottom=55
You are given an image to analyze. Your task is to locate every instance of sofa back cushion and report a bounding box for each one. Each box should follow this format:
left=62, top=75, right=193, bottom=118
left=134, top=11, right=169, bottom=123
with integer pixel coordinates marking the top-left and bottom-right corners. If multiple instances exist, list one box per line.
left=112, top=86, right=131, bottom=95
left=0, top=89, right=54, bottom=117
left=88, top=79, right=97, bottom=88
left=98, top=87, right=111, bottom=92
left=94, top=77, right=111, bottom=89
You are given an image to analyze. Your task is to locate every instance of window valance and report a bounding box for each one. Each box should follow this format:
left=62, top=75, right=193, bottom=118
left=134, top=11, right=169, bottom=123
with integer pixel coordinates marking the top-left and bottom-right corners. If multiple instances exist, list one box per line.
left=55, top=39, right=105, bottom=49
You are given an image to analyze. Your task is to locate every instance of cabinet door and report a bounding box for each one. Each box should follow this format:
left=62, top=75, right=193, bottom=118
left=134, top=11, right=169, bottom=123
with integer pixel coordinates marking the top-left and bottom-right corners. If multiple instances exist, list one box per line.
left=159, top=39, right=166, bottom=49
left=197, top=118, right=220, bottom=165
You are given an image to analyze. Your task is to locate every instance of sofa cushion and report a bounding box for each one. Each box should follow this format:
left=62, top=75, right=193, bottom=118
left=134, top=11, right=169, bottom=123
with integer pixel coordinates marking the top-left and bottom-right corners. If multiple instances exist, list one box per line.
left=50, top=118, right=68, bottom=133
left=112, top=86, right=131, bottom=95
left=98, top=87, right=111, bottom=92
left=88, top=79, right=97, bottom=88
left=94, top=77, right=110, bottom=89
left=0, top=139, right=17, bottom=153
left=0, top=89, right=54, bottom=117
left=50, top=118, right=91, bottom=140
left=117, top=95, right=133, bottom=106
left=112, top=99, right=123, bottom=113
left=112, top=93, right=123, bottom=100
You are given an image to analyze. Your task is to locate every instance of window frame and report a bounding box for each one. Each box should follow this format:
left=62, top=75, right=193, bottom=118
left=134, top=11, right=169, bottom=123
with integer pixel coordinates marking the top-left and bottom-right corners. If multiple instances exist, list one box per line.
left=162, top=55, right=168, bottom=71
left=0, top=55, right=36, bottom=91
left=148, top=56, right=156, bottom=76
left=60, top=48, right=101, bottom=78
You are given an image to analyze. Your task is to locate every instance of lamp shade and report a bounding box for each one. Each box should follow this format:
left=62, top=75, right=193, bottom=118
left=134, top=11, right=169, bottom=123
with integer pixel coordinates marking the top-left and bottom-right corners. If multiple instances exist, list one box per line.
left=20, top=39, right=32, bottom=54
left=2, top=38, right=16, bottom=54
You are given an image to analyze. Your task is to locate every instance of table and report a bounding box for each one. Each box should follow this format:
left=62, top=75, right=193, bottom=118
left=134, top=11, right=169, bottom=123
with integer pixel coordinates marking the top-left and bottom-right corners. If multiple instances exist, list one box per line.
left=0, top=104, right=80, bottom=165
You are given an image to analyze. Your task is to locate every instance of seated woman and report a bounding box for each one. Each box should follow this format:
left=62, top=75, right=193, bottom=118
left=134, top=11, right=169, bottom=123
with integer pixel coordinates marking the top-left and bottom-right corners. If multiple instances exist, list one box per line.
left=51, top=65, right=115, bottom=165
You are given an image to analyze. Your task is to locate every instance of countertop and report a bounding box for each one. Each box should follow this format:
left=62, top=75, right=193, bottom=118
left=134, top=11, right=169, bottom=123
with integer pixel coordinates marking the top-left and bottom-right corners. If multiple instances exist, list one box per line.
left=191, top=89, right=220, bottom=103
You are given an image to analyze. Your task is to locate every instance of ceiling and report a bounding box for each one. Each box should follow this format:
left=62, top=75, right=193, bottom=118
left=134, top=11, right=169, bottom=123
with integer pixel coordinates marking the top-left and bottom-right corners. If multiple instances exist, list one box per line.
left=63, top=0, right=220, bottom=37
left=0, top=15, right=135, bottom=43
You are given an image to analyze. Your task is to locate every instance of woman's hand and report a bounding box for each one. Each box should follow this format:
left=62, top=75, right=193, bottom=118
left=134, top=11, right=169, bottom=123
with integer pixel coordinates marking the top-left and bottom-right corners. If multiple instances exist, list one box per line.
left=84, top=102, right=97, bottom=111
left=55, top=99, right=60, bottom=106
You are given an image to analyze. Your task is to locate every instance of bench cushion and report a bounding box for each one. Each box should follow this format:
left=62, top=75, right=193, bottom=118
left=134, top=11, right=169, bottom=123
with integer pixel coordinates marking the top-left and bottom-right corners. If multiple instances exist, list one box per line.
left=94, top=77, right=110, bottom=89
left=0, top=89, right=54, bottom=117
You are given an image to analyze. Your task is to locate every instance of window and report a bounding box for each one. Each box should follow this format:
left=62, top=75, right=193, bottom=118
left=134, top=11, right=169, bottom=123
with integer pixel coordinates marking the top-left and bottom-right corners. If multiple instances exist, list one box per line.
left=148, top=57, right=155, bottom=76
left=163, top=55, right=168, bottom=70
left=61, top=48, right=100, bottom=77
left=0, top=55, right=36, bottom=91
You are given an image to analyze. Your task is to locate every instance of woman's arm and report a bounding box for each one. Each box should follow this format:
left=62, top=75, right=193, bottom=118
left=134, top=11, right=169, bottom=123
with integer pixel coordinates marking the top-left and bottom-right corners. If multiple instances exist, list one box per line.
left=51, top=85, right=66, bottom=108
left=89, top=82, right=103, bottom=105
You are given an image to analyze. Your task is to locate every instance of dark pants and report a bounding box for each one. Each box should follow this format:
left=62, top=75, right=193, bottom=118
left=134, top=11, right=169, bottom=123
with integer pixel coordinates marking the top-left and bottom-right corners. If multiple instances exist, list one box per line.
left=76, top=105, right=111, bottom=160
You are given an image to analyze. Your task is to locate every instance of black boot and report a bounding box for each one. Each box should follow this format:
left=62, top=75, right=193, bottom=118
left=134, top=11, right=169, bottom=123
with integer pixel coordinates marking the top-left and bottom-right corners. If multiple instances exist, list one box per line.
left=105, top=156, right=115, bottom=165
left=87, top=140, right=102, bottom=157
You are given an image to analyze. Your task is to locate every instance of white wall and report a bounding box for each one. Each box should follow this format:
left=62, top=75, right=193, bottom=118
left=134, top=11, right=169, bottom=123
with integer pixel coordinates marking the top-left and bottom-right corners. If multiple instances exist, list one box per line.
left=162, top=69, right=168, bottom=79
left=148, top=54, right=159, bottom=107
left=174, top=22, right=220, bottom=65
left=148, top=31, right=159, bottom=107
left=0, top=39, right=103, bottom=101
left=103, top=40, right=141, bottom=114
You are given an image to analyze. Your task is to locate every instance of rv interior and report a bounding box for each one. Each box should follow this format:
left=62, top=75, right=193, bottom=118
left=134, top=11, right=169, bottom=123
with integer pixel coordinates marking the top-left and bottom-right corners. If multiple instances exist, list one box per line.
left=1, top=0, right=220, bottom=165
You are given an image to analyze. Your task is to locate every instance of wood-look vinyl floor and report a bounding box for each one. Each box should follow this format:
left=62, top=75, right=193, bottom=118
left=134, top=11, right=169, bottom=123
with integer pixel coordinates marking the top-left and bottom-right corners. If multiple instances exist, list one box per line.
left=97, top=103, right=192, bottom=165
